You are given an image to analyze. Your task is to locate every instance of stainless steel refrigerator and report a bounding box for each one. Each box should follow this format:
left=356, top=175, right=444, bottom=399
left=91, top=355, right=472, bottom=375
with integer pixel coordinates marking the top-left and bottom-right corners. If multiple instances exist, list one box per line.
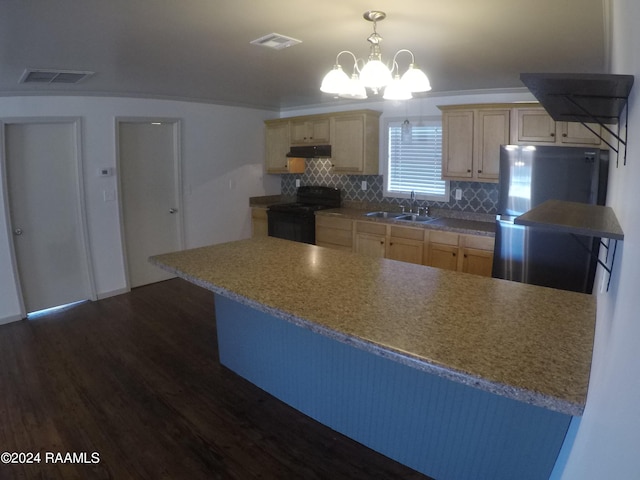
left=492, top=145, right=609, bottom=293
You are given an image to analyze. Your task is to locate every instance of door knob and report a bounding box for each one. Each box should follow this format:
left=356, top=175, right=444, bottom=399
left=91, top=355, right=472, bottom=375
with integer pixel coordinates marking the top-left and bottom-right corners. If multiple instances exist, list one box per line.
left=169, top=208, right=177, bottom=214
left=13, top=228, right=23, bottom=235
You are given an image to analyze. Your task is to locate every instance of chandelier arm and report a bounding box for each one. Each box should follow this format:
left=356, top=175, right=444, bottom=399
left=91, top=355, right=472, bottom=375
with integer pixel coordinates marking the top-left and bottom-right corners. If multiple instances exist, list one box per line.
left=335, top=50, right=360, bottom=74
left=391, top=49, right=417, bottom=69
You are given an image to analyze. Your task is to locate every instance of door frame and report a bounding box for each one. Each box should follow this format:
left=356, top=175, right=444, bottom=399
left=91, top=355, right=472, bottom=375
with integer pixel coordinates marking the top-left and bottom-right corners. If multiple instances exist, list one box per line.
left=115, top=117, right=184, bottom=291
left=0, top=117, right=97, bottom=318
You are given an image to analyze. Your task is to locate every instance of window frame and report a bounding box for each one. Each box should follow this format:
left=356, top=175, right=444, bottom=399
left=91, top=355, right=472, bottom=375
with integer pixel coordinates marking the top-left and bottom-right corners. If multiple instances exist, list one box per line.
left=383, top=116, right=450, bottom=201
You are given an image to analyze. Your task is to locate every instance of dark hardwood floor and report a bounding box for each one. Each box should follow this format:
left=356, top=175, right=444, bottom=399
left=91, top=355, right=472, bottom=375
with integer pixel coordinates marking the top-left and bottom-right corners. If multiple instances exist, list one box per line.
left=0, top=279, right=431, bottom=480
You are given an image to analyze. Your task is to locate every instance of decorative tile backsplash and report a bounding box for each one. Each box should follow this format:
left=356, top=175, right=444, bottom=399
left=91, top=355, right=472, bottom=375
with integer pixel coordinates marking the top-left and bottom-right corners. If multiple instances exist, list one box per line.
left=281, top=158, right=498, bottom=214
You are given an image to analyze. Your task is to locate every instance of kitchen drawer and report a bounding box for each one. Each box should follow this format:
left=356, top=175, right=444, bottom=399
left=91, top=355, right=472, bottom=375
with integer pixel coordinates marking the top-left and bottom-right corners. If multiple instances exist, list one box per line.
left=429, top=230, right=459, bottom=246
left=355, top=221, right=386, bottom=236
left=390, top=225, right=425, bottom=241
left=461, top=234, right=494, bottom=251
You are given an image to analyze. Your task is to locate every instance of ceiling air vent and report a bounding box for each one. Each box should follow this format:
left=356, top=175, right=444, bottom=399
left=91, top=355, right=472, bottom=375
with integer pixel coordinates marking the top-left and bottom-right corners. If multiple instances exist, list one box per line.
left=250, top=33, right=301, bottom=50
left=19, top=68, right=94, bottom=85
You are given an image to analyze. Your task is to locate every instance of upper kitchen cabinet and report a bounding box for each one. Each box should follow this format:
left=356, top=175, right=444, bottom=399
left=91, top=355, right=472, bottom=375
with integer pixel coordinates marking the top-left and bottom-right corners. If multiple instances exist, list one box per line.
left=290, top=117, right=330, bottom=145
left=440, top=105, right=510, bottom=183
left=330, top=110, right=381, bottom=175
left=512, top=107, right=602, bottom=146
left=265, top=119, right=304, bottom=174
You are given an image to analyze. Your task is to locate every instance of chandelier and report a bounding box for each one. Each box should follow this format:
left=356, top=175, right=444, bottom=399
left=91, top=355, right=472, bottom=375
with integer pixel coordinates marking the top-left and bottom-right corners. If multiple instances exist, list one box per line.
left=320, top=10, right=431, bottom=100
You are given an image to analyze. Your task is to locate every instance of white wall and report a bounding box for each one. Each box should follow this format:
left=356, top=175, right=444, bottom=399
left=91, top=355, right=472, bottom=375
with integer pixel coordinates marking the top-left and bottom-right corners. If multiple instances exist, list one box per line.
left=0, top=96, right=280, bottom=323
left=561, top=0, right=640, bottom=478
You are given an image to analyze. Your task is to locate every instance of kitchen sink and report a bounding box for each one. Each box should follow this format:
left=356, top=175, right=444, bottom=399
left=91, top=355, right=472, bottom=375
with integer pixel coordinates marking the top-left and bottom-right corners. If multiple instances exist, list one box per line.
left=364, top=211, right=404, bottom=219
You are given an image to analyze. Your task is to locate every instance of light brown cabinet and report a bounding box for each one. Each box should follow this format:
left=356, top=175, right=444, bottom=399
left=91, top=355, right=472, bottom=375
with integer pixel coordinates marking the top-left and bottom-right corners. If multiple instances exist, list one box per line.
left=440, top=103, right=605, bottom=184
left=387, top=225, right=424, bottom=264
left=353, top=221, right=387, bottom=258
left=425, top=230, right=460, bottom=271
left=290, top=117, right=330, bottom=145
left=512, top=107, right=602, bottom=146
left=330, top=110, right=381, bottom=175
left=265, top=110, right=380, bottom=176
left=265, top=119, right=305, bottom=174
left=459, top=234, right=495, bottom=277
left=440, top=106, right=509, bottom=183
left=315, top=215, right=353, bottom=251
left=318, top=214, right=494, bottom=277
left=425, top=230, right=495, bottom=276
left=251, top=207, right=268, bottom=238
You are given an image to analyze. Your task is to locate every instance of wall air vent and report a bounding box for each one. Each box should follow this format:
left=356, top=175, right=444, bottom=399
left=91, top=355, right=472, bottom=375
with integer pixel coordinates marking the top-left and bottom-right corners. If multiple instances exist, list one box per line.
left=250, top=33, right=301, bottom=50
left=19, top=68, right=95, bottom=85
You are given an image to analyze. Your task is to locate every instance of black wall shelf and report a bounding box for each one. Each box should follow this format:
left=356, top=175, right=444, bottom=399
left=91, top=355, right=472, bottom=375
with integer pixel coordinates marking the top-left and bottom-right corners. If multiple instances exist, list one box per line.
left=515, top=200, right=624, bottom=291
left=520, top=73, right=634, bottom=166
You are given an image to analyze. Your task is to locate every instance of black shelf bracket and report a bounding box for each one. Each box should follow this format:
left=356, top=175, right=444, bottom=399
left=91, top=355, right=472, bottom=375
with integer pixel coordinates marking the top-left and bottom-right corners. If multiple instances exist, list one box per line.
left=520, top=73, right=634, bottom=168
left=560, top=94, right=630, bottom=167
left=571, top=234, right=619, bottom=292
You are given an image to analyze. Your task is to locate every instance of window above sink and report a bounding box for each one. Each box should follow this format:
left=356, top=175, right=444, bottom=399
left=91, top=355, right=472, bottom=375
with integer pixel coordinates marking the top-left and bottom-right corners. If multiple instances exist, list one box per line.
left=383, top=117, right=450, bottom=202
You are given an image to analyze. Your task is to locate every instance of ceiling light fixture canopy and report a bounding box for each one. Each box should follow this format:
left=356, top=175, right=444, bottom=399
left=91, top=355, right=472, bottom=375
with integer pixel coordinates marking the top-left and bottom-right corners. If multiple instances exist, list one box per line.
left=321, top=10, right=431, bottom=101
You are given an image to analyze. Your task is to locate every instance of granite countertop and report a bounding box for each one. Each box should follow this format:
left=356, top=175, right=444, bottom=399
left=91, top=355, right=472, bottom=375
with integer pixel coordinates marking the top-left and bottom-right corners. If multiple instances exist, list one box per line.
left=151, top=236, right=595, bottom=416
left=317, top=207, right=496, bottom=236
left=515, top=199, right=624, bottom=240
left=248, top=196, right=496, bottom=236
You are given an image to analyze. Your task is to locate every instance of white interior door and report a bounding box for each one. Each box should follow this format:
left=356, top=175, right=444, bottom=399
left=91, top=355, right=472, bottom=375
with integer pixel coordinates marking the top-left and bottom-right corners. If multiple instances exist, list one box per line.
left=4, top=121, right=92, bottom=314
left=118, top=120, right=182, bottom=288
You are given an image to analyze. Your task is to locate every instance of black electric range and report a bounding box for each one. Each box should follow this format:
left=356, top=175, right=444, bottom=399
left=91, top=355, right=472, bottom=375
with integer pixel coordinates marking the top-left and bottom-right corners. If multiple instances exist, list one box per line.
left=267, top=186, right=341, bottom=244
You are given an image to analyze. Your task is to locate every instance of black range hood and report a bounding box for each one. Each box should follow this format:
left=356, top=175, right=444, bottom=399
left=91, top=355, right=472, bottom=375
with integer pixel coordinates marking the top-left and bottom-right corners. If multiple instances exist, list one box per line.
left=520, top=72, right=634, bottom=125
left=286, top=144, right=332, bottom=158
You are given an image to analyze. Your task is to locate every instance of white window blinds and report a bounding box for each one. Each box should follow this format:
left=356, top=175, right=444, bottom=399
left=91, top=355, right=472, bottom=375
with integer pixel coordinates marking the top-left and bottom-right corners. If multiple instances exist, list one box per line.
left=385, top=120, right=448, bottom=201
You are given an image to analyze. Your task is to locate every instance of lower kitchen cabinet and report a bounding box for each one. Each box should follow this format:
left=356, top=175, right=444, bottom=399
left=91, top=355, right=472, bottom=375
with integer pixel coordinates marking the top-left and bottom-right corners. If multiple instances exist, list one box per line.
left=387, top=225, right=424, bottom=264
left=251, top=207, right=268, bottom=237
left=354, top=221, right=387, bottom=258
left=316, top=215, right=494, bottom=277
left=315, top=215, right=353, bottom=251
left=459, top=234, right=495, bottom=277
left=425, top=231, right=460, bottom=271
left=426, top=231, right=495, bottom=277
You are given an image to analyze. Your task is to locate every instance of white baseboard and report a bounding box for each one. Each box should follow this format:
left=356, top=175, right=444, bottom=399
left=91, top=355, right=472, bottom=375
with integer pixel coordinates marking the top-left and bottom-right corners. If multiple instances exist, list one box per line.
left=0, top=313, right=24, bottom=325
left=96, top=288, right=130, bottom=300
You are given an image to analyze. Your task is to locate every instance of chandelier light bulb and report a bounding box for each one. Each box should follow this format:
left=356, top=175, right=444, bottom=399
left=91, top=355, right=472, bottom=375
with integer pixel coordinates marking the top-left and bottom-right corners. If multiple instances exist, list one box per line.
left=401, top=64, right=432, bottom=92
left=383, top=74, right=412, bottom=100
left=320, top=65, right=350, bottom=94
left=339, top=74, right=368, bottom=99
left=359, top=58, right=392, bottom=89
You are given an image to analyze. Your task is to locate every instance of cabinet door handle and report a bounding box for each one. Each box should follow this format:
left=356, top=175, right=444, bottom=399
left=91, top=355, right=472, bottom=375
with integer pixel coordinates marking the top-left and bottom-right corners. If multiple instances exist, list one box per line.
left=477, top=169, right=482, bottom=173
left=452, top=252, right=456, bottom=257
left=550, top=132, right=555, bottom=137
left=467, top=169, right=471, bottom=173
left=380, top=240, right=384, bottom=245
left=562, top=133, right=568, bottom=137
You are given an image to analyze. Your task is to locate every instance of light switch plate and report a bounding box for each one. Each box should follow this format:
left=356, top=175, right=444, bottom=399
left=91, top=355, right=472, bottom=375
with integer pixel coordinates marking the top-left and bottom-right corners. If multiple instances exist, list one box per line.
left=103, top=189, right=116, bottom=202
left=361, top=180, right=367, bottom=191
left=455, top=188, right=462, bottom=200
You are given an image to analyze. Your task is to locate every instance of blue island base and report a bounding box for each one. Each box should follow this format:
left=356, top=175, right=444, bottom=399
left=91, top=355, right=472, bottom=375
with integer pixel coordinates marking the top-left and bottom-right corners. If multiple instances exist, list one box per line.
left=215, top=295, right=572, bottom=480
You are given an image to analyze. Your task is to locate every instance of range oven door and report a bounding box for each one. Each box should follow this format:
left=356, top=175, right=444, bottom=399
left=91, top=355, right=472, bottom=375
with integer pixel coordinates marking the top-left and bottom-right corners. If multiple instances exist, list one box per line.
left=267, top=210, right=316, bottom=244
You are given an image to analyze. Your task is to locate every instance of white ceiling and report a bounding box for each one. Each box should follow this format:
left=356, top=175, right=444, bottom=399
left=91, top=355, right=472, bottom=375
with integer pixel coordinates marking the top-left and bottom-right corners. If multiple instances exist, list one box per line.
left=0, top=0, right=607, bottom=111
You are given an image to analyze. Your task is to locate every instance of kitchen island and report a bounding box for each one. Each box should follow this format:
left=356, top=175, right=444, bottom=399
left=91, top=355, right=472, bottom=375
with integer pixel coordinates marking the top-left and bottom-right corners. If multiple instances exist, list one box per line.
left=151, top=236, right=596, bottom=480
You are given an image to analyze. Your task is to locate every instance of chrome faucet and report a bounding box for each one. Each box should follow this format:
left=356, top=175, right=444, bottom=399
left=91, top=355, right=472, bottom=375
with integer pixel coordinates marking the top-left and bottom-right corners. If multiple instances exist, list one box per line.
left=409, top=190, right=416, bottom=213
